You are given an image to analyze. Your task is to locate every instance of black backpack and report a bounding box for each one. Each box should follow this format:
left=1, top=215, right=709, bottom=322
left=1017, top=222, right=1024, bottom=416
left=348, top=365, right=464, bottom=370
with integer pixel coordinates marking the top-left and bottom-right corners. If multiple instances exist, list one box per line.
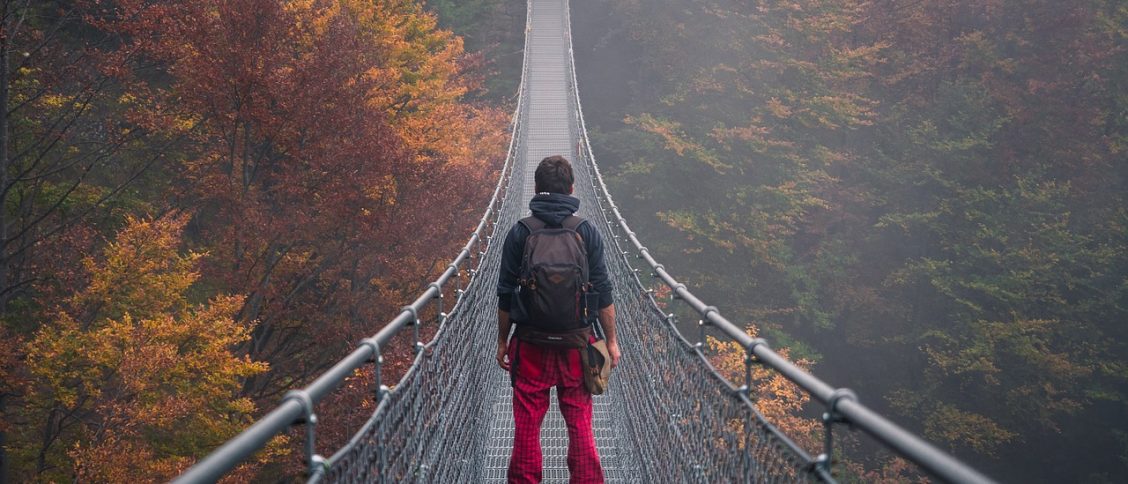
left=515, top=215, right=592, bottom=334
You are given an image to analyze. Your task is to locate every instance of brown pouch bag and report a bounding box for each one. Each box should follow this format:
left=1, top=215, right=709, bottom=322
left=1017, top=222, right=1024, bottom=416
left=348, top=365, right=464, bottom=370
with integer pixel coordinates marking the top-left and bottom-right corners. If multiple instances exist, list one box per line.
left=581, top=339, right=612, bottom=395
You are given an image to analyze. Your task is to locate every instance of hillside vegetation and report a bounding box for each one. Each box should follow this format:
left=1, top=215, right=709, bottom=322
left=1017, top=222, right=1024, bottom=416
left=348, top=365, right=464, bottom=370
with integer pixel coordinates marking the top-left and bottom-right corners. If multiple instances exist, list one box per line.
left=569, top=1, right=1127, bottom=481
left=0, top=0, right=506, bottom=480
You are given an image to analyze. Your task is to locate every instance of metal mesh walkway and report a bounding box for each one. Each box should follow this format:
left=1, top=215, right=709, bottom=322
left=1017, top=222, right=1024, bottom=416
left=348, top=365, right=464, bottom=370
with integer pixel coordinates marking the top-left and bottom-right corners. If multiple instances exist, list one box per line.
left=483, top=1, right=632, bottom=481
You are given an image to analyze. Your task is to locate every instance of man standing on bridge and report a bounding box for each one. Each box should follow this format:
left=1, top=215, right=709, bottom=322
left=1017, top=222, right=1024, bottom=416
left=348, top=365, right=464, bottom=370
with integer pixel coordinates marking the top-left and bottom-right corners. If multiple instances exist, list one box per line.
left=496, top=155, right=620, bottom=483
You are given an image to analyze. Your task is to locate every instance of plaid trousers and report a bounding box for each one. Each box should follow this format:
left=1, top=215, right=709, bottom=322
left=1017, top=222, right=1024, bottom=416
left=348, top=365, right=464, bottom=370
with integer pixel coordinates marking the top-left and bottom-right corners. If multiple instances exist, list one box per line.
left=507, top=338, right=605, bottom=484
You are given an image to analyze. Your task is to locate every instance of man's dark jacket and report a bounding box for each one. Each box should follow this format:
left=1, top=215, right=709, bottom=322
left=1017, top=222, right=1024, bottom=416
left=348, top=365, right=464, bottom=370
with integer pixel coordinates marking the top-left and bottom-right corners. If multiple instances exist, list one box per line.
left=496, top=192, right=614, bottom=316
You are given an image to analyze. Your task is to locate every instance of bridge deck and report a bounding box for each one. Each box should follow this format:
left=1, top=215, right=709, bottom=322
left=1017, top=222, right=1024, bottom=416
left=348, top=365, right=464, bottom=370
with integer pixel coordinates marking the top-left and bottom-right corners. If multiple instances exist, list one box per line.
left=482, top=0, right=632, bottom=481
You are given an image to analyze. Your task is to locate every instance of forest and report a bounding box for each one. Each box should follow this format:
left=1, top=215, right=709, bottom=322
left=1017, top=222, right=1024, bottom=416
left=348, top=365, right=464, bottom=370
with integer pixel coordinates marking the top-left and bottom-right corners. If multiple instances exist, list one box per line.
left=0, top=0, right=510, bottom=480
left=1, top=0, right=1125, bottom=482
left=565, top=0, right=1127, bottom=482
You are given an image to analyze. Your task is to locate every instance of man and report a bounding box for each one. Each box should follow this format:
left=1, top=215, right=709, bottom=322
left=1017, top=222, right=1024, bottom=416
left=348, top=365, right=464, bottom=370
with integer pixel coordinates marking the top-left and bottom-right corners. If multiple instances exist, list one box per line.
left=496, top=155, right=620, bottom=484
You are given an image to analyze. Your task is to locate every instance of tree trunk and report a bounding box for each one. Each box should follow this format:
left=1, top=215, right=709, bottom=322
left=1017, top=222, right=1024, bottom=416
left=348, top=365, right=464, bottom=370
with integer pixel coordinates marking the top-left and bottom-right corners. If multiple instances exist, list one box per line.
left=0, top=5, right=12, bottom=480
left=1, top=2, right=12, bottom=314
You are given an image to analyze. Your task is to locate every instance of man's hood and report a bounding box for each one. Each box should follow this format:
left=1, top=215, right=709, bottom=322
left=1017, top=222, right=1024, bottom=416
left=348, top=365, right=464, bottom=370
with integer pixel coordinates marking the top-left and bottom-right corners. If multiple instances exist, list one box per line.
left=529, top=192, right=581, bottom=226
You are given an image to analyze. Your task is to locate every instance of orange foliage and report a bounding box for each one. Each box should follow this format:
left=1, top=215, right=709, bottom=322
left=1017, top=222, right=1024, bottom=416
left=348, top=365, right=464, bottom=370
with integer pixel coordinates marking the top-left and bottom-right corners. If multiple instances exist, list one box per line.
left=21, top=216, right=270, bottom=481
left=707, top=325, right=821, bottom=453
left=100, top=0, right=506, bottom=402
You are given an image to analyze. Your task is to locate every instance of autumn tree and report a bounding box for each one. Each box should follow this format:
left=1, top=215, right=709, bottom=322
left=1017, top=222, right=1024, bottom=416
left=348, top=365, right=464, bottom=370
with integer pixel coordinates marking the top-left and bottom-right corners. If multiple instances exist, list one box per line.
left=0, top=1, right=186, bottom=477
left=707, top=326, right=821, bottom=454
left=13, top=215, right=265, bottom=481
left=100, top=0, right=505, bottom=404
left=707, top=326, right=927, bottom=482
left=0, top=0, right=506, bottom=479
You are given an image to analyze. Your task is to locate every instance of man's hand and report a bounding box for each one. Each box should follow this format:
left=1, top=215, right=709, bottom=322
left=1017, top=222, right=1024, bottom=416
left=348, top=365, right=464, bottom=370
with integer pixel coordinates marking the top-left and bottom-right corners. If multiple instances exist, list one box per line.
left=497, top=309, right=512, bottom=372
left=496, top=341, right=510, bottom=371
left=598, top=305, right=620, bottom=368
left=607, top=340, right=621, bottom=368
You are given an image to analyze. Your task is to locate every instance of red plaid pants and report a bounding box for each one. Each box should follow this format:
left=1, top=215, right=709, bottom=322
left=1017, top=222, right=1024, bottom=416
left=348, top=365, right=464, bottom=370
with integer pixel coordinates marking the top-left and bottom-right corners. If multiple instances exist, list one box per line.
left=507, top=338, right=605, bottom=484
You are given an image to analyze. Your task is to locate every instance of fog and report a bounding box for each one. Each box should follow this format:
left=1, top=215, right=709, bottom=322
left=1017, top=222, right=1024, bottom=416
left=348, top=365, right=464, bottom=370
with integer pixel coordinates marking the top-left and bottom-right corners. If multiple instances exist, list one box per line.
left=570, top=0, right=1128, bottom=482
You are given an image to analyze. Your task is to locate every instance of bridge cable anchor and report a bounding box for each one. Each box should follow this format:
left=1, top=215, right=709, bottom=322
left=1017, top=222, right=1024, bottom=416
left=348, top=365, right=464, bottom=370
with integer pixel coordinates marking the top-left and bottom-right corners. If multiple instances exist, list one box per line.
left=282, top=389, right=325, bottom=478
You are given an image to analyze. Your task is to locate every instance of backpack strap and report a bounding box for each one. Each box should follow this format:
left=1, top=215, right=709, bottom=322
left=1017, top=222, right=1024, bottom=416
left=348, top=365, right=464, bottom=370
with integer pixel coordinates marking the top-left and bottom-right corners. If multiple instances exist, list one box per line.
left=520, top=215, right=584, bottom=231
left=562, top=215, right=584, bottom=231
left=518, top=216, right=546, bottom=233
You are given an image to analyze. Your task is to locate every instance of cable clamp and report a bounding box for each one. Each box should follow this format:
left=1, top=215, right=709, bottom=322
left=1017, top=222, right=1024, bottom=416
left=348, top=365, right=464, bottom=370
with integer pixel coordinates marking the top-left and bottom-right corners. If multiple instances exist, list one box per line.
left=358, top=338, right=380, bottom=363
left=744, top=337, right=769, bottom=353
left=827, top=388, right=858, bottom=422
left=401, top=306, right=420, bottom=325
left=701, top=306, right=719, bottom=319
left=744, top=338, right=769, bottom=363
left=311, top=455, right=329, bottom=474
left=282, top=389, right=315, bottom=425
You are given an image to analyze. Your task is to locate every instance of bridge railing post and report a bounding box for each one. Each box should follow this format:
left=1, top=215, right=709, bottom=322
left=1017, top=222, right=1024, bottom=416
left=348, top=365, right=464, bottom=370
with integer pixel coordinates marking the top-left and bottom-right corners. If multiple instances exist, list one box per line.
left=815, top=388, right=858, bottom=478
left=741, top=338, right=769, bottom=399
left=450, top=259, right=464, bottom=302
left=282, top=389, right=327, bottom=479
left=359, top=338, right=389, bottom=404
left=696, top=319, right=706, bottom=350
left=402, top=306, right=423, bottom=355
left=428, top=282, right=446, bottom=326
left=468, top=234, right=479, bottom=279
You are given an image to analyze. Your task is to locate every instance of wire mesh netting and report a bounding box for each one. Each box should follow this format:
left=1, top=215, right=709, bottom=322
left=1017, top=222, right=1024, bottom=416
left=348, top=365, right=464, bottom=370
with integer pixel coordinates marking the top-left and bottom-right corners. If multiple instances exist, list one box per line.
left=321, top=0, right=826, bottom=482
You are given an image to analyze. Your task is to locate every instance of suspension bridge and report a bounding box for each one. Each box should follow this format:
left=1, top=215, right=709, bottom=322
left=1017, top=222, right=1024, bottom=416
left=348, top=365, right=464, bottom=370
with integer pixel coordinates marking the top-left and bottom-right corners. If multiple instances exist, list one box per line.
left=176, top=1, right=995, bottom=482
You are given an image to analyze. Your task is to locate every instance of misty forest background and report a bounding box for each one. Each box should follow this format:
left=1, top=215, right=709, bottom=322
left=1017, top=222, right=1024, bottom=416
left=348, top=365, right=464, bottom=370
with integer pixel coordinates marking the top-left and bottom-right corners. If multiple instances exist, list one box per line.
left=1, top=0, right=1125, bottom=482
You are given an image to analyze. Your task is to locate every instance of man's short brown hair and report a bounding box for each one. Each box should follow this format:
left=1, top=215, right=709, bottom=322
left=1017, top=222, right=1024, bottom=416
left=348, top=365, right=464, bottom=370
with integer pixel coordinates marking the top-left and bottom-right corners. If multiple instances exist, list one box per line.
left=534, top=155, right=574, bottom=194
